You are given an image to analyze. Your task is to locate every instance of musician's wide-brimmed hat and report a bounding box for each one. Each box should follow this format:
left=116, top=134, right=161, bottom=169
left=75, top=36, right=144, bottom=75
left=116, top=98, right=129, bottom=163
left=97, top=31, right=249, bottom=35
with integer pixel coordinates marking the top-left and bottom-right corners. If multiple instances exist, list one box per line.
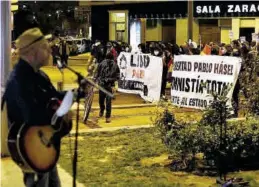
left=16, top=27, right=52, bottom=54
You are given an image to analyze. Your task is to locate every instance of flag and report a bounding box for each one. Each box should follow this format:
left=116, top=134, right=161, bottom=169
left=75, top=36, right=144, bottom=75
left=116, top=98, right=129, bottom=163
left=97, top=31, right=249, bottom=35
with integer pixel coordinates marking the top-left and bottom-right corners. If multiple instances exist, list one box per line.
left=201, top=44, right=211, bottom=55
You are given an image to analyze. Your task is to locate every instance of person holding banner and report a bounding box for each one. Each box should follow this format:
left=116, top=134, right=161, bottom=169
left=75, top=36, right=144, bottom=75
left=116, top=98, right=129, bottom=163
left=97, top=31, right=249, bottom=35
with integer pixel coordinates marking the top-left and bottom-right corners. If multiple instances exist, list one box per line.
left=94, top=52, right=120, bottom=123
left=231, top=40, right=241, bottom=57
left=223, top=44, right=233, bottom=56
left=152, top=45, right=163, bottom=57
left=161, top=47, right=172, bottom=97
left=106, top=42, right=118, bottom=64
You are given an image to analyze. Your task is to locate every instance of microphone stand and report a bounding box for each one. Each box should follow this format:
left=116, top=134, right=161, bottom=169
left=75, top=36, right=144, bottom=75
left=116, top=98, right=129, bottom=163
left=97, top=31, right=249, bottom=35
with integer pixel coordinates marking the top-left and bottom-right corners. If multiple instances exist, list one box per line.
left=56, top=57, right=65, bottom=91
left=57, top=69, right=64, bottom=91
left=69, top=67, right=83, bottom=187
left=60, top=63, right=113, bottom=187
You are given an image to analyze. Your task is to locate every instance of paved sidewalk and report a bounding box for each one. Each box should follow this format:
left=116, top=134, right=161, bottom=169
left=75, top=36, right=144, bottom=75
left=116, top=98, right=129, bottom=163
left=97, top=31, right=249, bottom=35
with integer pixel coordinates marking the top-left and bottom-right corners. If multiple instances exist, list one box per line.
left=1, top=158, right=85, bottom=187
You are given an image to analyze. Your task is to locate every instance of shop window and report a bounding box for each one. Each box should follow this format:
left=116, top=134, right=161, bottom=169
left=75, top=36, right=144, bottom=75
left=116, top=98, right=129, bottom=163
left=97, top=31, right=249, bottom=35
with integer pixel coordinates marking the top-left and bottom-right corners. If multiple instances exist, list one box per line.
left=146, top=19, right=157, bottom=28
left=240, top=28, right=255, bottom=42
left=109, top=11, right=128, bottom=43
left=116, top=23, right=125, bottom=31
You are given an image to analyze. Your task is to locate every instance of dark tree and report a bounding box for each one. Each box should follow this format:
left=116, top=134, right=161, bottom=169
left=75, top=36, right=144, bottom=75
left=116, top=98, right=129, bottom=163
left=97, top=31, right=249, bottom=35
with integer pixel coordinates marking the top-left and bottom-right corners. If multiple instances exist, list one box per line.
left=14, top=1, right=78, bottom=38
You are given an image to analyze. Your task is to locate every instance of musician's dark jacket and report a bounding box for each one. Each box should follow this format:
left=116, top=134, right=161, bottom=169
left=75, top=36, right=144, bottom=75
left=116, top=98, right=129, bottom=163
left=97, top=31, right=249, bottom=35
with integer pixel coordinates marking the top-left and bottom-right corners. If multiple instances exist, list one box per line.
left=2, top=59, right=66, bottom=127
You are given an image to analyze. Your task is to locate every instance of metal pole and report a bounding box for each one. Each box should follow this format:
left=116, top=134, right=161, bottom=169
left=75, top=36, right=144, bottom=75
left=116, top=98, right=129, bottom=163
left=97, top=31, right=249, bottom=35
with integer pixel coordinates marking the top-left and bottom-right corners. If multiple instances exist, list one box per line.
left=188, top=0, right=193, bottom=41
left=1, top=0, right=11, bottom=156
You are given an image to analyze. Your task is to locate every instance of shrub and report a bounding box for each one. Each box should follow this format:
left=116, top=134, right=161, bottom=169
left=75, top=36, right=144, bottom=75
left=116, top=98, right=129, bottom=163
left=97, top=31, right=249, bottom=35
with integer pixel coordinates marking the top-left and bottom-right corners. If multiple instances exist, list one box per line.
left=239, top=56, right=259, bottom=115
left=154, top=94, right=259, bottom=176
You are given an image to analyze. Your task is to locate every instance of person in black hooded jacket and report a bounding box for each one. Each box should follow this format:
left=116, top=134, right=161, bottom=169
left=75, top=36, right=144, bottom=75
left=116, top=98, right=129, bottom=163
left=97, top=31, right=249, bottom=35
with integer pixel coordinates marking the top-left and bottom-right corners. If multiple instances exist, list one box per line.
left=94, top=52, right=120, bottom=123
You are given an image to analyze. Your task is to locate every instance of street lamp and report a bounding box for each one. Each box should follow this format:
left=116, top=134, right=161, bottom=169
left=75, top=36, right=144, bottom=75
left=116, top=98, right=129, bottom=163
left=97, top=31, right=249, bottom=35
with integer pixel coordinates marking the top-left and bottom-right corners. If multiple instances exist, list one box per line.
left=56, top=10, right=60, bottom=19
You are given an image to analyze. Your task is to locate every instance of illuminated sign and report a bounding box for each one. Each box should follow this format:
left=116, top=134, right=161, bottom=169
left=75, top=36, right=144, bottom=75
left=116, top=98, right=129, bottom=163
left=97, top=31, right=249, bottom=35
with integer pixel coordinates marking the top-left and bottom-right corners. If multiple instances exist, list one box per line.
left=194, top=2, right=259, bottom=17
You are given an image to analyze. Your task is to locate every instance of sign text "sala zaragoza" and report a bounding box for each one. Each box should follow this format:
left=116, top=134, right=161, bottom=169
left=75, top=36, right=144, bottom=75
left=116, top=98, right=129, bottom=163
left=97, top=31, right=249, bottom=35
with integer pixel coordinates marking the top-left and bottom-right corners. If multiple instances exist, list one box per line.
left=196, top=4, right=259, bottom=14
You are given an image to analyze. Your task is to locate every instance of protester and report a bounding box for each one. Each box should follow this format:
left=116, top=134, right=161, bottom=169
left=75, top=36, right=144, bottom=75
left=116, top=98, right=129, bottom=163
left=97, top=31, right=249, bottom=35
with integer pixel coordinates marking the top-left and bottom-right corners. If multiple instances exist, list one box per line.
left=161, top=47, right=173, bottom=97
left=152, top=44, right=163, bottom=57
left=91, top=40, right=106, bottom=64
left=59, top=40, right=70, bottom=65
left=90, top=37, right=259, bottom=117
left=106, top=42, right=118, bottom=63
left=94, top=52, right=120, bottom=123
left=189, top=41, right=200, bottom=55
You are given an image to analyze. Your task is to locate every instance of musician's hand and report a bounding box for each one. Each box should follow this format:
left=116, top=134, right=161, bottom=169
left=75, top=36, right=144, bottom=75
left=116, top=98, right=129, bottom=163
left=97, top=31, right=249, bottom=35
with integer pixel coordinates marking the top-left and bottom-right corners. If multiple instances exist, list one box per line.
left=112, top=87, right=116, bottom=94
left=63, top=111, right=73, bottom=123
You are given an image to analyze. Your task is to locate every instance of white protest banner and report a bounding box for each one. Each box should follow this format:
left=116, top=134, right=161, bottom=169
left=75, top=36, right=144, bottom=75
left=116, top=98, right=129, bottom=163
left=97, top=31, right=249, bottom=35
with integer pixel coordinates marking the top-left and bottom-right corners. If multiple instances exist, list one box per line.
left=252, top=33, right=259, bottom=44
left=229, top=30, right=233, bottom=39
left=252, top=33, right=257, bottom=41
left=240, top=36, right=246, bottom=43
left=171, top=55, right=242, bottom=110
left=117, top=52, right=163, bottom=102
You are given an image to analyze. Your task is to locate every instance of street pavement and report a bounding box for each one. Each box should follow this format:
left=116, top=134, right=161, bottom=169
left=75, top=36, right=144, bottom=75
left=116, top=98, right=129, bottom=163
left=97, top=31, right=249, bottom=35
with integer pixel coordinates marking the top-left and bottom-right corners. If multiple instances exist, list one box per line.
left=41, top=55, right=160, bottom=131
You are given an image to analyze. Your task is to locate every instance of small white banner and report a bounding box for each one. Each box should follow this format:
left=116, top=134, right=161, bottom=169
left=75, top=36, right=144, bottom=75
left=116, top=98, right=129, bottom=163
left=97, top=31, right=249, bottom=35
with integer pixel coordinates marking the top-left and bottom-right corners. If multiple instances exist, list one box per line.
left=240, top=36, right=246, bottom=43
left=252, top=33, right=259, bottom=43
left=171, top=55, right=242, bottom=109
left=117, top=52, right=163, bottom=102
left=229, top=30, right=234, bottom=39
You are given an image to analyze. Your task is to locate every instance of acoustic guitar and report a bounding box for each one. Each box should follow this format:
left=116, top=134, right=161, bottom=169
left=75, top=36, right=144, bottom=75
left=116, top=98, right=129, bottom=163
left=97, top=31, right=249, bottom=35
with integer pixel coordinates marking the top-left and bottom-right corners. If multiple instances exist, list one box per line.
left=7, top=91, right=74, bottom=174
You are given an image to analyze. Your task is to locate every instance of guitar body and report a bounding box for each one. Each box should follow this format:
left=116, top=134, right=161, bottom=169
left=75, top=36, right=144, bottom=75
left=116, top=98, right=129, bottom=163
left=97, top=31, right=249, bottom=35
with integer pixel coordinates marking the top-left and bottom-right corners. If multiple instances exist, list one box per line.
left=7, top=98, right=72, bottom=173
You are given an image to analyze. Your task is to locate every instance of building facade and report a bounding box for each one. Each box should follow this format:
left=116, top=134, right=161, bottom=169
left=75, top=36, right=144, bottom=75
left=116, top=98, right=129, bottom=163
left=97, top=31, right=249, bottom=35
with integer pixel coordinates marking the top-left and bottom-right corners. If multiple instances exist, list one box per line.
left=74, top=5, right=91, bottom=23
left=81, top=1, right=188, bottom=46
left=81, top=1, right=259, bottom=46
left=194, top=1, right=259, bottom=44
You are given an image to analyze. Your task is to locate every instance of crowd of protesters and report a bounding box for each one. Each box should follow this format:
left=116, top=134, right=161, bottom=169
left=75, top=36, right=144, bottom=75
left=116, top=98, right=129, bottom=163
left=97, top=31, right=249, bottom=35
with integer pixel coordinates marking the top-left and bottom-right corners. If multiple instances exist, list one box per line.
left=13, top=35, right=258, bottom=117
left=90, top=39, right=259, bottom=117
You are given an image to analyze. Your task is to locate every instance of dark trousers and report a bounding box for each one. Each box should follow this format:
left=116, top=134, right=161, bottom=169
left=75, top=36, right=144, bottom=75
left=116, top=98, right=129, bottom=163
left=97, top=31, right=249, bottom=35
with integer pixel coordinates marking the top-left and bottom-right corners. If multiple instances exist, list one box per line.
left=53, top=56, right=57, bottom=66
left=232, top=79, right=240, bottom=117
left=99, top=87, right=112, bottom=118
left=61, top=55, right=68, bottom=65
left=161, top=68, right=168, bottom=96
left=23, top=166, right=61, bottom=187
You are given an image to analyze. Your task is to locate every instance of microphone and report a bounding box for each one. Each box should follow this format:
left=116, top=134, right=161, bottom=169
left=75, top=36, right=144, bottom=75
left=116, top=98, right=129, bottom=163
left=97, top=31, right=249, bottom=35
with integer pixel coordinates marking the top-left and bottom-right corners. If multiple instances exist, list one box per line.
left=55, top=59, right=114, bottom=98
